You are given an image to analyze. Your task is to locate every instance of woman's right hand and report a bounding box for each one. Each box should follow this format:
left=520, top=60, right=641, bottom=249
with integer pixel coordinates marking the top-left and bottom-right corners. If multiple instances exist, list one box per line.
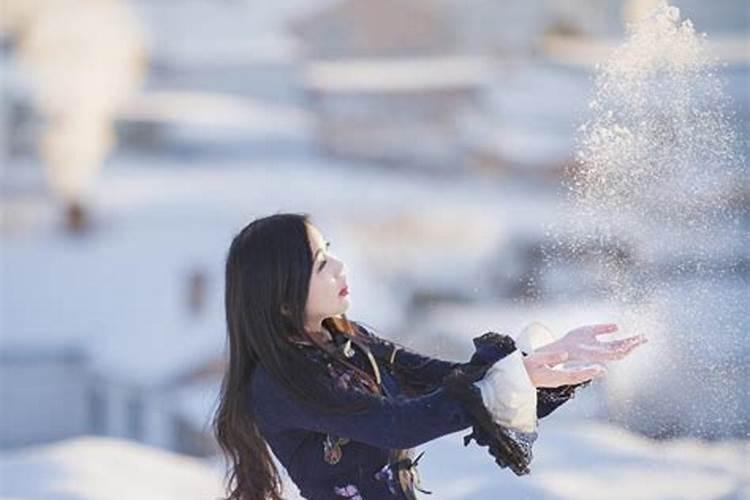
left=521, top=350, right=606, bottom=388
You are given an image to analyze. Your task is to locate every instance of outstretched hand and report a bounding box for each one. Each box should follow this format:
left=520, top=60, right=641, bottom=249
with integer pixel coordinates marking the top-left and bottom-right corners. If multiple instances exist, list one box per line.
left=522, top=350, right=606, bottom=388
left=519, top=323, right=648, bottom=388
left=536, top=323, right=648, bottom=364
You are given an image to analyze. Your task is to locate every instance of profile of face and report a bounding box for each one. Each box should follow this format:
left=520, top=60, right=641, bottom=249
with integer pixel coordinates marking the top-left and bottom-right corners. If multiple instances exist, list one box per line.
left=304, top=223, right=349, bottom=330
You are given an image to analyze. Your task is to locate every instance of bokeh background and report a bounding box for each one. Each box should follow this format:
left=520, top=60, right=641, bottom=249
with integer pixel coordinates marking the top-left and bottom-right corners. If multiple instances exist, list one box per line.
left=1, top=1, right=748, bottom=499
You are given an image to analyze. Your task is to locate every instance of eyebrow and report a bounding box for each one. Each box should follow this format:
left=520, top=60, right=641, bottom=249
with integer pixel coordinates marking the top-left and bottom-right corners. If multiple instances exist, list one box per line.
left=313, top=241, right=331, bottom=261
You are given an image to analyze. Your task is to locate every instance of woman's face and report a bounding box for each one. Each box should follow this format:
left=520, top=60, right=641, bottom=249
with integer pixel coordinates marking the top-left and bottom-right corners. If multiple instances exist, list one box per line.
left=305, top=224, right=349, bottom=328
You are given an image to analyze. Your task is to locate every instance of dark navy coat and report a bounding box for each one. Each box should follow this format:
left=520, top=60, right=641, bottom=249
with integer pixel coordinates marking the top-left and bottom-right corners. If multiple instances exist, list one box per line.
left=248, top=324, right=580, bottom=500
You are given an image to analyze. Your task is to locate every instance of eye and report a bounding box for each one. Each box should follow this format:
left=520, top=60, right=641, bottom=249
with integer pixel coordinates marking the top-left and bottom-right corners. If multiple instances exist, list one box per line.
left=318, top=259, right=327, bottom=271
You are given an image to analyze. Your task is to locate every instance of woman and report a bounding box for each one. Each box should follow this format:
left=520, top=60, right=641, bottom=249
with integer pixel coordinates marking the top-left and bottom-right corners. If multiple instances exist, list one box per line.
left=213, top=213, right=647, bottom=500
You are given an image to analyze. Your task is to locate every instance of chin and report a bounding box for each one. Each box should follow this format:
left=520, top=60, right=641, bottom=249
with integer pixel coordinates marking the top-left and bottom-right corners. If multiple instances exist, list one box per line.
left=336, top=299, right=350, bottom=315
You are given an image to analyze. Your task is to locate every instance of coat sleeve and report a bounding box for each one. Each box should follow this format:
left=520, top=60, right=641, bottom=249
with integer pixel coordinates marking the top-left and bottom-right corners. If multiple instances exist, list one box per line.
left=390, top=347, right=461, bottom=387
left=536, top=382, right=590, bottom=418
left=250, top=366, right=475, bottom=450
left=354, top=322, right=498, bottom=390
left=356, top=323, right=587, bottom=420
left=369, top=336, right=462, bottom=391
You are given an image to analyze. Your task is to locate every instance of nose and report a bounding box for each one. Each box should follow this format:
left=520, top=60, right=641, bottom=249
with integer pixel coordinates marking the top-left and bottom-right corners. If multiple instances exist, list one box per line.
left=332, top=256, right=346, bottom=278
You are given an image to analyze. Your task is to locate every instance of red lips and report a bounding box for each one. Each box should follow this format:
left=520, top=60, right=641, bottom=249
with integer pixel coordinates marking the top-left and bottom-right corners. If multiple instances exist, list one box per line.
left=339, top=286, right=349, bottom=297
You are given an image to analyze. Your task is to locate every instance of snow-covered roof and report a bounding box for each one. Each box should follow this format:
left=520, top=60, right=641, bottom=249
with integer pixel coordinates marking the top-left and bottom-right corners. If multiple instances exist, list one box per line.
left=302, top=56, right=494, bottom=93
left=119, top=91, right=313, bottom=139
left=0, top=435, right=224, bottom=500
left=543, top=34, right=750, bottom=68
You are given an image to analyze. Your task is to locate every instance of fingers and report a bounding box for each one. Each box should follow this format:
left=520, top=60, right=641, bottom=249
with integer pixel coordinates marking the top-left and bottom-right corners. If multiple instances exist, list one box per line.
left=598, top=335, right=648, bottom=360
left=527, top=350, right=568, bottom=368
left=533, top=364, right=607, bottom=388
left=563, top=364, right=607, bottom=385
left=610, top=335, right=648, bottom=351
left=567, top=323, right=619, bottom=339
left=589, top=323, right=619, bottom=338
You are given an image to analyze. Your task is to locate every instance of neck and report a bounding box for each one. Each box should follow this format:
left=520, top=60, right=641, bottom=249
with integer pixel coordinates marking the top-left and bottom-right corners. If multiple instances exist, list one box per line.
left=305, top=319, right=333, bottom=344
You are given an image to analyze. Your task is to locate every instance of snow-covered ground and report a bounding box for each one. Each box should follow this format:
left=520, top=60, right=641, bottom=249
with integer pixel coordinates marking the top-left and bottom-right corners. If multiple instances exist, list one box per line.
left=1, top=420, right=746, bottom=500
left=417, top=420, right=749, bottom=500
left=0, top=435, right=224, bottom=500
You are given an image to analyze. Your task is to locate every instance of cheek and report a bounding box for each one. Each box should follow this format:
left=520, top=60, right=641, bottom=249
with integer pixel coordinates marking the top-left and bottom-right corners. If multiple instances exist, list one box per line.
left=306, top=276, right=328, bottom=308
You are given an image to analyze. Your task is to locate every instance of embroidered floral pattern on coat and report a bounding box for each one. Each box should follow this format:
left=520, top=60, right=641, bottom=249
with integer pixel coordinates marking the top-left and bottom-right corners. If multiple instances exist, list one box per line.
left=333, top=483, right=364, bottom=499
left=323, top=433, right=351, bottom=465
left=374, top=450, right=431, bottom=499
left=374, top=462, right=400, bottom=495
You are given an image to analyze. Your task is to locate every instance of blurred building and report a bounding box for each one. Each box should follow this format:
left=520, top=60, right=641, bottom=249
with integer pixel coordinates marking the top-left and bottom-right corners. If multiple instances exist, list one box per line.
left=291, top=0, right=485, bottom=170
left=0, top=335, right=223, bottom=457
left=299, top=55, right=491, bottom=170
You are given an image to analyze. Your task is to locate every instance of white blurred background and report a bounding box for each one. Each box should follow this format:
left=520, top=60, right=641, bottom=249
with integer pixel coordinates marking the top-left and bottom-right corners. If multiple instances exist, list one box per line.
left=1, top=1, right=748, bottom=499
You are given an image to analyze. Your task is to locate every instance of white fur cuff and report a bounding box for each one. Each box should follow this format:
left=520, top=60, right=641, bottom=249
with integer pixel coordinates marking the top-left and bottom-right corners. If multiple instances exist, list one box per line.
left=472, top=350, right=538, bottom=433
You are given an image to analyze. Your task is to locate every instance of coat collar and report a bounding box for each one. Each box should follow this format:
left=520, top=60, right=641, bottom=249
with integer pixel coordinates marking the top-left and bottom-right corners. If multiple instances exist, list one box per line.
left=289, top=331, right=382, bottom=386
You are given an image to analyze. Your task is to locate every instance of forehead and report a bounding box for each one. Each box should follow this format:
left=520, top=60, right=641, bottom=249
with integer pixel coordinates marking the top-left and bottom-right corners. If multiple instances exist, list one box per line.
left=306, top=224, right=325, bottom=247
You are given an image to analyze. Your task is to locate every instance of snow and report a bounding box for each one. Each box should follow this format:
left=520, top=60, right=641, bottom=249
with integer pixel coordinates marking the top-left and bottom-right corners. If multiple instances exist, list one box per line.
left=119, top=91, right=313, bottom=139
left=1, top=421, right=746, bottom=500
left=411, top=300, right=621, bottom=349
left=416, top=420, right=749, bottom=500
left=463, top=61, right=592, bottom=168
left=0, top=436, right=225, bottom=500
left=303, top=56, right=494, bottom=93
left=2, top=2, right=748, bottom=496
left=127, top=0, right=340, bottom=66
left=543, top=35, right=750, bottom=68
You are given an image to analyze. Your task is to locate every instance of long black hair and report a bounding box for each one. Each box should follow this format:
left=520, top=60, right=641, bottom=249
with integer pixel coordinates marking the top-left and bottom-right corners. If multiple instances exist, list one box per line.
left=212, top=213, right=381, bottom=500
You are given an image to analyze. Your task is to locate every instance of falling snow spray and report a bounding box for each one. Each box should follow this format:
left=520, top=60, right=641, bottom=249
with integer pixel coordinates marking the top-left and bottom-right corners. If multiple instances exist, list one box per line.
left=549, top=2, right=747, bottom=439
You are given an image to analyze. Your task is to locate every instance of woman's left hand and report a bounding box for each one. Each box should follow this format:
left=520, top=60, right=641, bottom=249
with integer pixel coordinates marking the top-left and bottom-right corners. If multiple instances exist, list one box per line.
left=535, top=323, right=648, bottom=364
